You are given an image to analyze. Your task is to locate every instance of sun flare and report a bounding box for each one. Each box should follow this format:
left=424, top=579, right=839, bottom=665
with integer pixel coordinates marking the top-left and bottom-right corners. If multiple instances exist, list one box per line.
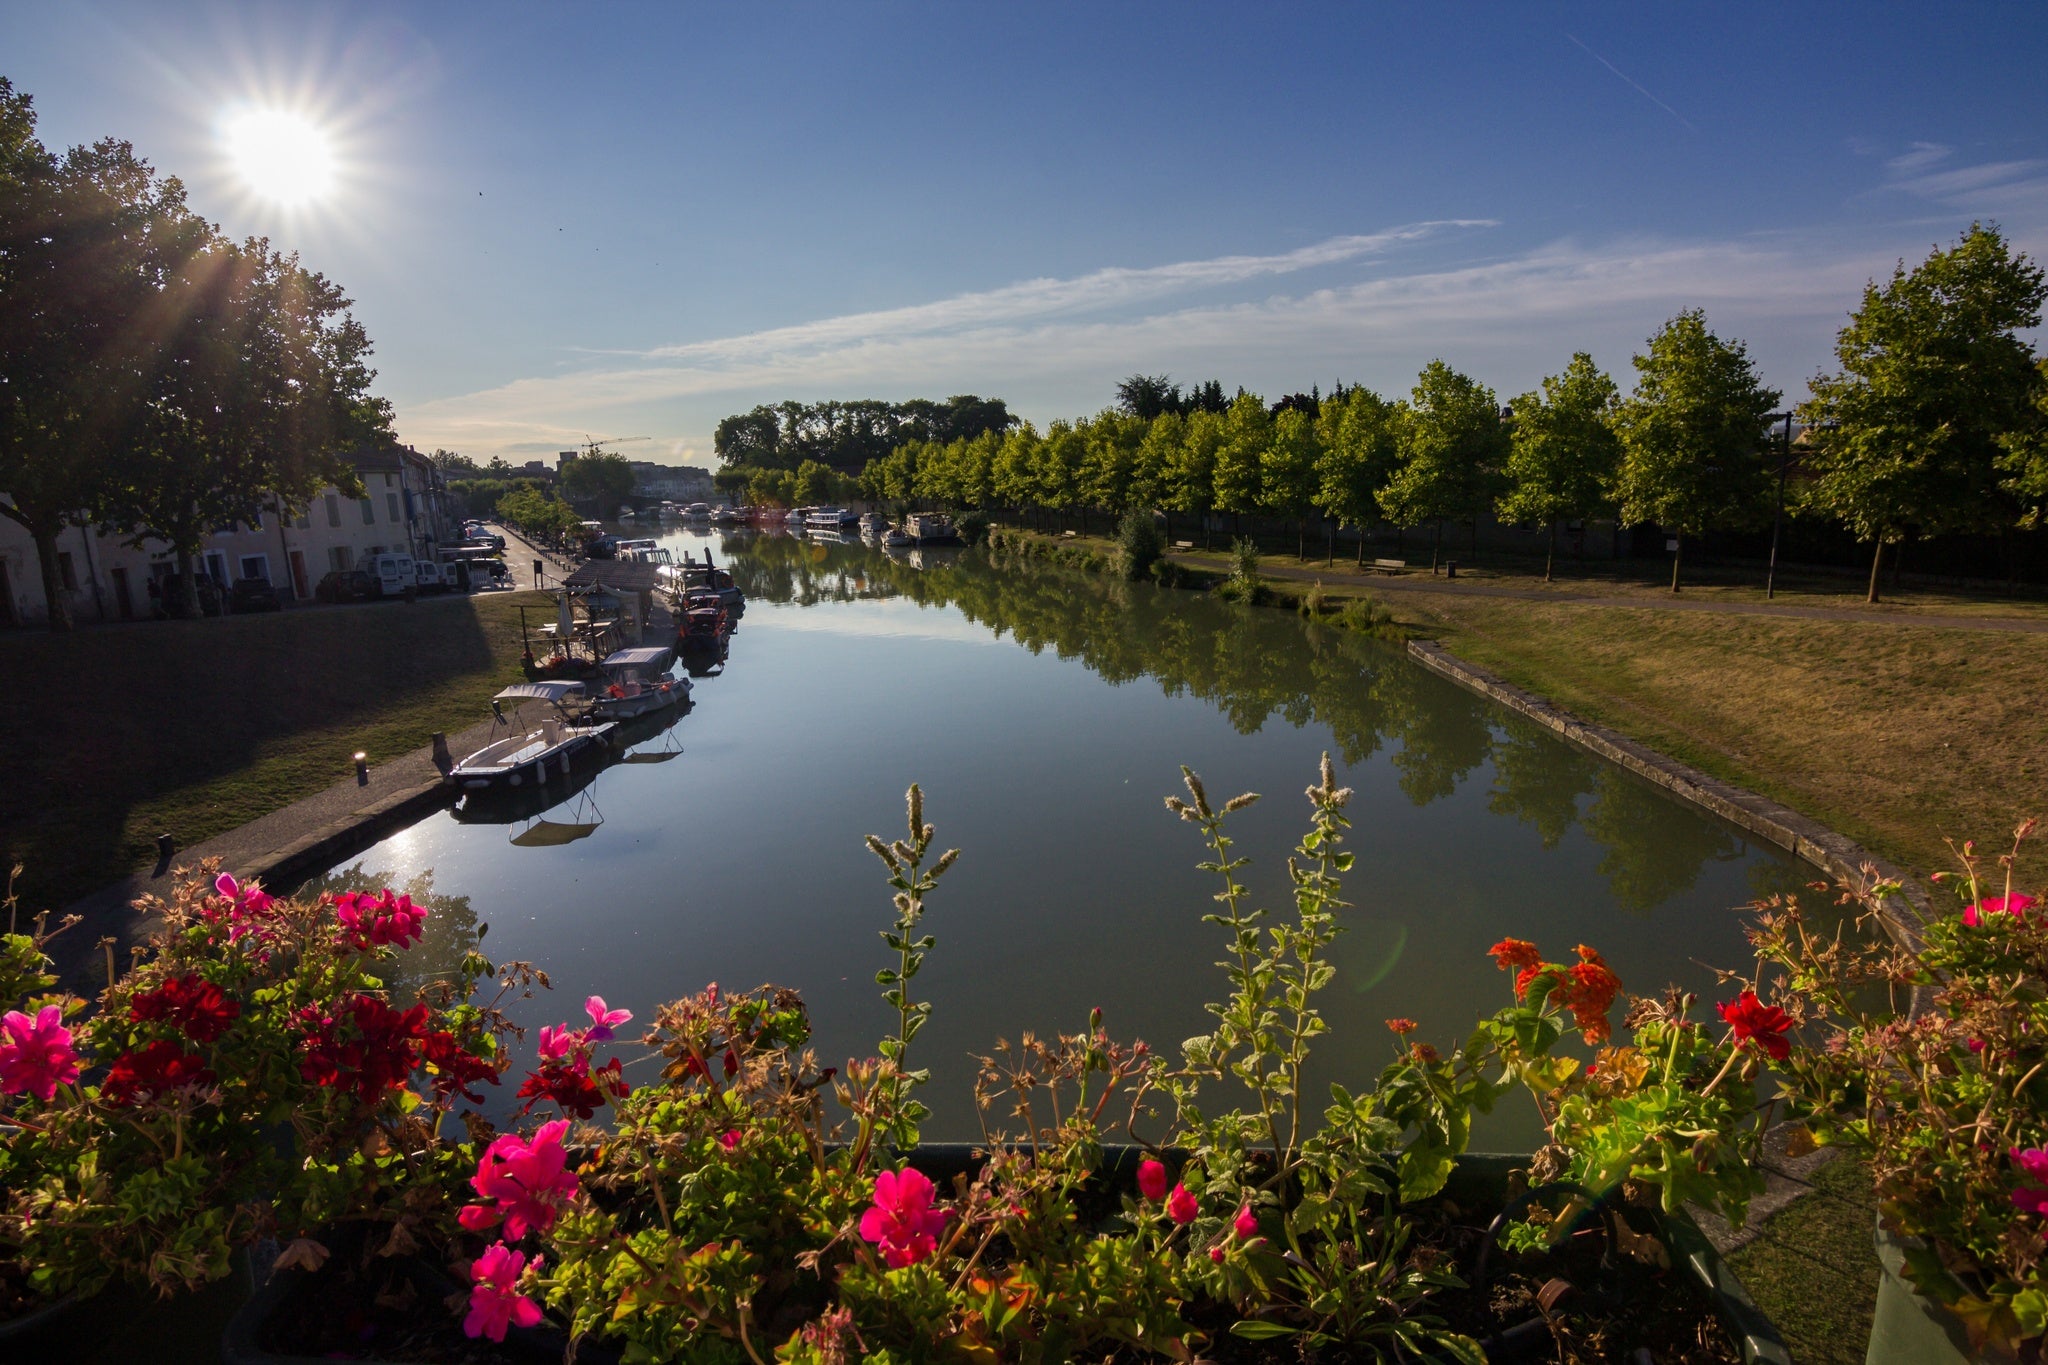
left=223, top=108, right=336, bottom=206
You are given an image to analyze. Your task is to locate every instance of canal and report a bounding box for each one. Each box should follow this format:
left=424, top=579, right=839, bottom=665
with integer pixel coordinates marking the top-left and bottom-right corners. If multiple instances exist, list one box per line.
left=304, top=524, right=1804, bottom=1147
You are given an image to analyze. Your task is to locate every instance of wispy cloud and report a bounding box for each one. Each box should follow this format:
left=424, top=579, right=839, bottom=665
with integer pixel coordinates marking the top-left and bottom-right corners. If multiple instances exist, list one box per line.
left=1565, top=34, right=1695, bottom=134
left=401, top=226, right=1891, bottom=457
left=1876, top=140, right=2048, bottom=213
left=633, top=221, right=1493, bottom=364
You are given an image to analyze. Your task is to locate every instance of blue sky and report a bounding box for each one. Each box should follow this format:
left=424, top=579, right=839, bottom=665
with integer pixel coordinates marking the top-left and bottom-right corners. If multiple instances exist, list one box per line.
left=7, top=2, right=2048, bottom=464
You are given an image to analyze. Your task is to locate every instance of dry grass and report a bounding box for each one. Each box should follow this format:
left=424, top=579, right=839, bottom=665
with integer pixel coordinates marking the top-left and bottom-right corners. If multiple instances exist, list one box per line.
left=1400, top=594, right=2048, bottom=876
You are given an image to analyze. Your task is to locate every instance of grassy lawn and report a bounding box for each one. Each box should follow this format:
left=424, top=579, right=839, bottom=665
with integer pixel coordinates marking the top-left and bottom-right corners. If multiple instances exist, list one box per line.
left=2, top=591, right=550, bottom=912
left=1391, top=593, right=2048, bottom=877
left=1726, top=1158, right=1881, bottom=1365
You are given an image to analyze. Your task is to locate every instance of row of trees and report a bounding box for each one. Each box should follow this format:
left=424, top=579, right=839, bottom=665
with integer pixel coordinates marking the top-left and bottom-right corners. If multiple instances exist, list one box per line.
left=0, top=78, right=390, bottom=627
left=714, top=394, right=1014, bottom=471
left=713, top=457, right=863, bottom=509
left=846, top=225, right=2047, bottom=598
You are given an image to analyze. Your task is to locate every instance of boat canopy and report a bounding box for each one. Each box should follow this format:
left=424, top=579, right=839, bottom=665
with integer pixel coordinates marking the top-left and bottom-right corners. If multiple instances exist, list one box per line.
left=494, top=681, right=587, bottom=705
left=602, top=647, right=673, bottom=670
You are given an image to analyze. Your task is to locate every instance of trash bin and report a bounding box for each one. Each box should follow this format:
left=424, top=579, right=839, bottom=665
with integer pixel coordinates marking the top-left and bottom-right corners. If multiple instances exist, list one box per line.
left=1445, top=560, right=1458, bottom=579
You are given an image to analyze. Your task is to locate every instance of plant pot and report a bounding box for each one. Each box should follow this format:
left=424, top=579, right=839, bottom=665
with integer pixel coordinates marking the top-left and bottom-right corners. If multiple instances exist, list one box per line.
left=220, top=1235, right=619, bottom=1365
left=0, top=1288, right=84, bottom=1349
left=1443, top=1155, right=1791, bottom=1365
left=1865, top=1219, right=1976, bottom=1365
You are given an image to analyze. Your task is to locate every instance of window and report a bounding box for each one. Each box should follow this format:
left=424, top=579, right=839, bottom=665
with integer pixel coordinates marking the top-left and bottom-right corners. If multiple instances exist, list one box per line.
left=295, top=511, right=311, bottom=530
left=360, top=497, right=376, bottom=525
left=56, top=551, right=77, bottom=591
left=329, top=546, right=353, bottom=571
left=326, top=494, right=341, bottom=528
left=386, top=491, right=402, bottom=523
left=205, top=552, right=229, bottom=585
left=239, top=555, right=269, bottom=583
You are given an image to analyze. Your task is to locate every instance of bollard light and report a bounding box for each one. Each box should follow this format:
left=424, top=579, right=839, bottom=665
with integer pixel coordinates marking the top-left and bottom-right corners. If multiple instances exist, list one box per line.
left=155, top=833, right=176, bottom=861
left=354, top=751, right=369, bottom=785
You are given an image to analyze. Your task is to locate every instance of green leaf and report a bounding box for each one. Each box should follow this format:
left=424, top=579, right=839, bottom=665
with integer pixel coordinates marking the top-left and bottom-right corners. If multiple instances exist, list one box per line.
left=1229, top=1320, right=1302, bottom=1340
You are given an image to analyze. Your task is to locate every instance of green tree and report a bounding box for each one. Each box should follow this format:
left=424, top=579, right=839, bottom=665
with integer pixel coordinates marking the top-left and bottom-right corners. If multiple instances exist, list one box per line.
left=1799, top=224, right=2048, bottom=601
left=1137, top=412, right=1185, bottom=539
left=1313, top=386, right=1401, bottom=566
left=1612, top=311, right=1781, bottom=592
left=1378, top=361, right=1506, bottom=570
left=1262, top=407, right=1322, bottom=559
left=1082, top=410, right=1146, bottom=519
left=429, top=448, right=478, bottom=476
left=1034, top=421, right=1086, bottom=529
left=1212, top=392, right=1271, bottom=531
left=794, top=458, right=839, bottom=506
left=108, top=235, right=388, bottom=615
left=1499, top=353, right=1622, bottom=581
left=559, top=451, right=636, bottom=512
left=992, top=424, right=1041, bottom=520
left=1167, top=409, right=1222, bottom=547
left=2002, top=358, right=2048, bottom=526
left=0, top=83, right=210, bottom=629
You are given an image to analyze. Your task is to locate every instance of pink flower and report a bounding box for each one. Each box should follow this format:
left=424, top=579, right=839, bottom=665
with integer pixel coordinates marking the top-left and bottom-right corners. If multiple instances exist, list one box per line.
left=0, top=1005, right=79, bottom=1102
left=1965, top=893, right=2038, bottom=928
left=1165, top=1183, right=1198, bottom=1225
left=858, top=1167, right=950, bottom=1268
left=206, top=872, right=279, bottom=945
left=466, top=1120, right=579, bottom=1240
left=464, top=1243, right=544, bottom=1342
left=719, top=1129, right=742, bottom=1151
left=333, top=890, right=427, bottom=950
left=1233, top=1203, right=1259, bottom=1240
left=1137, top=1158, right=1169, bottom=1202
left=583, top=995, right=631, bottom=1042
left=536, top=1024, right=578, bottom=1063
left=2013, top=1147, right=2048, bottom=1214
left=1208, top=1244, right=1225, bottom=1263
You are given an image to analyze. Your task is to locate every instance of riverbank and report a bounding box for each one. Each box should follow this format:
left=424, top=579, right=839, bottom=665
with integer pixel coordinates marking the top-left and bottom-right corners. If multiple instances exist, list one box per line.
left=986, top=523, right=2044, bottom=877
left=2, top=588, right=553, bottom=915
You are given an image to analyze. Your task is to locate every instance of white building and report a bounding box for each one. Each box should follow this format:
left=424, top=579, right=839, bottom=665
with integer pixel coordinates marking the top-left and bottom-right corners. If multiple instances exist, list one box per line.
left=0, top=443, right=460, bottom=626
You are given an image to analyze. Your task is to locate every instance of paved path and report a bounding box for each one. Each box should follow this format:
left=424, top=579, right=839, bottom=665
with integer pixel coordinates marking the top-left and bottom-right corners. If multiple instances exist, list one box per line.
left=1171, top=553, right=2048, bottom=634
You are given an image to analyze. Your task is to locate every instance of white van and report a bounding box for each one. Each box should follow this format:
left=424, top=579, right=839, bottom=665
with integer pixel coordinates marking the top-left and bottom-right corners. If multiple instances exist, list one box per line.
left=366, top=552, right=417, bottom=600
left=414, top=560, right=450, bottom=594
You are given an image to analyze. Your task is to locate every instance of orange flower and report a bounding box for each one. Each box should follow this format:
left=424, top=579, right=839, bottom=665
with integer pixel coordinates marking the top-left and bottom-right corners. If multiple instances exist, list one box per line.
left=1385, top=1018, right=1418, bottom=1035
left=1489, top=938, right=1541, bottom=973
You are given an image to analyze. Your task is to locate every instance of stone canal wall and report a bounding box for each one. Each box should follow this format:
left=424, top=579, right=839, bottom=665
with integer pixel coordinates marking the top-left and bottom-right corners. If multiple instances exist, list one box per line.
left=1406, top=638, right=1931, bottom=940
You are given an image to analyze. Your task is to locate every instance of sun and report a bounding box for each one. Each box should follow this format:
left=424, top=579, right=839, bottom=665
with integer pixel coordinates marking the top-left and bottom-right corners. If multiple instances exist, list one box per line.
left=223, top=108, right=336, bottom=206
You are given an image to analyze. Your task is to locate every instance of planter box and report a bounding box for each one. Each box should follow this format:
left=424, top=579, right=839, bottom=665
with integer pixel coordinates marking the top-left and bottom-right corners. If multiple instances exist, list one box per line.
left=1865, top=1220, right=1975, bottom=1365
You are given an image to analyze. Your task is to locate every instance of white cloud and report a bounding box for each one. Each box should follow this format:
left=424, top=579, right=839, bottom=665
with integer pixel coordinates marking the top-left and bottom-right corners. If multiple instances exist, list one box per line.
left=399, top=215, right=2046, bottom=461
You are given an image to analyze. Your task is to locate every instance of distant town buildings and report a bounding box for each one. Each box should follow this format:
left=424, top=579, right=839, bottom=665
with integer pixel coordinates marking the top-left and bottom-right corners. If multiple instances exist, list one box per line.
left=0, top=444, right=461, bottom=627
left=627, top=462, right=714, bottom=501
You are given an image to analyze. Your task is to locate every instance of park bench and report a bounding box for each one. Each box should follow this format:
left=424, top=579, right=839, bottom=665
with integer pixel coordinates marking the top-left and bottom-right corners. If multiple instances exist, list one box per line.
left=1370, top=558, right=1407, bottom=574
left=1173, top=540, right=1194, bottom=551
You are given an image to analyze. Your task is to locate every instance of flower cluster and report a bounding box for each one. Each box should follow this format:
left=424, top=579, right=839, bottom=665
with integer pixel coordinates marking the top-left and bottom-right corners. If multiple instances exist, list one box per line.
left=517, top=996, right=631, bottom=1120
left=331, top=889, right=428, bottom=951
left=0, top=1004, right=79, bottom=1102
left=128, top=973, right=240, bottom=1043
left=297, top=994, right=435, bottom=1104
left=100, top=1037, right=216, bottom=1105
left=1488, top=938, right=1622, bottom=1044
left=466, top=1242, right=545, bottom=1342
left=460, top=1121, right=579, bottom=1240
left=1716, top=991, right=1794, bottom=1061
left=197, top=871, right=280, bottom=946
left=858, top=1167, right=950, bottom=1268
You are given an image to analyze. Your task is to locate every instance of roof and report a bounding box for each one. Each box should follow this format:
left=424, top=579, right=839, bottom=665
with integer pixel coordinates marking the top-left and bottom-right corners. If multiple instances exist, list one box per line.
left=564, top=561, right=664, bottom=591
left=494, top=681, right=587, bottom=704
left=602, top=647, right=673, bottom=669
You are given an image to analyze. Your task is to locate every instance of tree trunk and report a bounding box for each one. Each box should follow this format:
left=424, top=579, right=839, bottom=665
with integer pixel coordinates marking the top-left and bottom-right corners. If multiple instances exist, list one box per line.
left=1299, top=516, right=1307, bottom=562
left=1670, top=536, right=1682, bottom=593
left=1355, top=524, right=1365, bottom=568
left=179, top=549, right=202, bottom=617
left=1545, top=522, right=1556, bottom=583
left=32, top=526, right=74, bottom=633
left=1470, top=514, right=1478, bottom=559
left=1162, top=509, right=1172, bottom=544
left=1430, top=521, right=1441, bottom=573
left=1867, top=540, right=1884, bottom=605
left=1325, top=518, right=1334, bottom=567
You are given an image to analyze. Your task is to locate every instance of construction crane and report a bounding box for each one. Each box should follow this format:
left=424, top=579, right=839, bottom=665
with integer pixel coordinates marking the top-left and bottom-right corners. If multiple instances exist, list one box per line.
left=579, top=435, right=651, bottom=458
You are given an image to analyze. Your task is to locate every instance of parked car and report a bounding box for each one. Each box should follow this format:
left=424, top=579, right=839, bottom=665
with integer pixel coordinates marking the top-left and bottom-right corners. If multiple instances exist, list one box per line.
left=313, top=569, right=377, bottom=603
left=228, top=577, right=283, bottom=613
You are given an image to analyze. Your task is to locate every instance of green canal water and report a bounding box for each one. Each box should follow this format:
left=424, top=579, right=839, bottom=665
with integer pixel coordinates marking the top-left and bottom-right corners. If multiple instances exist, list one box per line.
left=306, top=525, right=1804, bottom=1148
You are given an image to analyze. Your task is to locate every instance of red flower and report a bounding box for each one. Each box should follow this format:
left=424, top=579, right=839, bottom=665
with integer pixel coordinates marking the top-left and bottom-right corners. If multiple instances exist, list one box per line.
left=421, top=1030, right=501, bottom=1104
left=297, top=995, right=433, bottom=1104
left=101, top=1039, right=216, bottom=1105
left=1232, top=1203, right=1259, bottom=1240
left=1137, top=1158, right=1169, bottom=1202
left=1489, top=938, right=1541, bottom=973
left=129, top=974, right=240, bottom=1044
left=1717, top=991, right=1793, bottom=1061
left=1385, top=1018, right=1417, bottom=1036
left=1562, top=947, right=1622, bottom=1045
left=1166, top=1183, right=1198, bottom=1225
left=517, top=1055, right=626, bottom=1120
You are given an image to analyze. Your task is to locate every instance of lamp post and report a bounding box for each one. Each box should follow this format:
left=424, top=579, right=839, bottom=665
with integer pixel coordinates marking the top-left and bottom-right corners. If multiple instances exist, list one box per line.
left=1763, top=412, right=1794, bottom=600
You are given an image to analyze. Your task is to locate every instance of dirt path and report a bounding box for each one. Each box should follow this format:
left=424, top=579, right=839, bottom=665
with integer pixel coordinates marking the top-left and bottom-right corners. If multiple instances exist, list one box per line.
left=1179, top=554, right=2048, bottom=634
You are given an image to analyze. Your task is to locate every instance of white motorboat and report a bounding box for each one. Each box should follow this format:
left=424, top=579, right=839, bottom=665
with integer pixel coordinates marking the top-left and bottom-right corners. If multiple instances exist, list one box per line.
left=590, top=646, right=689, bottom=720
left=804, top=506, right=859, bottom=532
left=858, top=511, right=887, bottom=538
left=881, top=527, right=914, bottom=548
left=451, top=682, right=617, bottom=792
left=905, top=511, right=958, bottom=544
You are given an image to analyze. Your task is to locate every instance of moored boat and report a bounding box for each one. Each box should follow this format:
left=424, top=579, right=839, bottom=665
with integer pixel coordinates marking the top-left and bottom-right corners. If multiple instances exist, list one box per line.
left=590, top=646, right=690, bottom=719
left=905, top=511, right=959, bottom=544
left=450, top=683, right=617, bottom=792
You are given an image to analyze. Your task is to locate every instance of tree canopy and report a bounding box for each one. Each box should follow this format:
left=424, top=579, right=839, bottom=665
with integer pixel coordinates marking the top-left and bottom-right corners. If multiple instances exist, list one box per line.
left=714, top=395, right=1014, bottom=471
left=1500, top=353, right=1622, bottom=579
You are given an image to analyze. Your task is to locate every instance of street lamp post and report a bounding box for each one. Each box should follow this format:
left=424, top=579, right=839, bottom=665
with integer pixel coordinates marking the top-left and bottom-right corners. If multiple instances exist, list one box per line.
left=1764, top=412, right=1794, bottom=600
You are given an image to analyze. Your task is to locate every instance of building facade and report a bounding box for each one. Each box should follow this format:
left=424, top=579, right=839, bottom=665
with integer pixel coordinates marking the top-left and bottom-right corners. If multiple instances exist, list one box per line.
left=0, top=443, right=460, bottom=626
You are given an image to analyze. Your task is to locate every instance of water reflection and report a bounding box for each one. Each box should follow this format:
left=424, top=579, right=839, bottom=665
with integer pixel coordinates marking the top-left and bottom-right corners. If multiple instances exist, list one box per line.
left=295, top=865, right=483, bottom=992
left=722, top=531, right=1767, bottom=915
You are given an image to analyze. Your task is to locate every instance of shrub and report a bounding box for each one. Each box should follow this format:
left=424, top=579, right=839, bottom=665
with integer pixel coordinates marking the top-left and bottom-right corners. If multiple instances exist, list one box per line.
left=954, top=508, right=991, bottom=545
left=1336, top=595, right=1395, bottom=634
left=1116, top=508, right=1166, bottom=580
left=1214, top=536, right=1266, bottom=604
left=1300, top=579, right=1328, bottom=617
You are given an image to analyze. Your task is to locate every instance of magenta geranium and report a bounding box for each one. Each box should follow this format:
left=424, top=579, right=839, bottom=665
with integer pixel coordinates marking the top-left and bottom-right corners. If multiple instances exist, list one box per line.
left=583, top=995, right=632, bottom=1042
left=462, top=1119, right=580, bottom=1240
left=464, top=1243, right=545, bottom=1342
left=1965, top=892, right=2038, bottom=928
left=858, top=1167, right=950, bottom=1268
left=1137, top=1157, right=1169, bottom=1202
left=2013, top=1148, right=2048, bottom=1215
left=0, top=1004, right=79, bottom=1101
left=332, top=889, right=427, bottom=950
left=1165, top=1183, right=1197, bottom=1225
left=1232, top=1203, right=1258, bottom=1240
